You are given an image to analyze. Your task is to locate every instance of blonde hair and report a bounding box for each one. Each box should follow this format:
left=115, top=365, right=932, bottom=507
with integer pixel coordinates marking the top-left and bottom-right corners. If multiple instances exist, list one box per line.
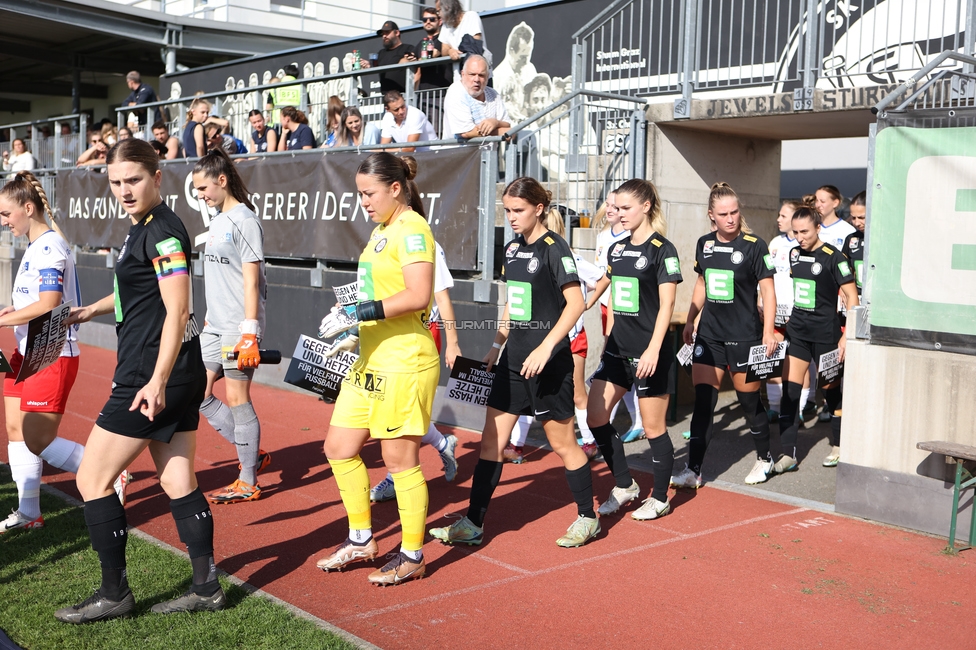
left=186, top=98, right=211, bottom=126
left=546, top=208, right=565, bottom=236
left=594, top=191, right=615, bottom=233
left=708, top=182, right=751, bottom=235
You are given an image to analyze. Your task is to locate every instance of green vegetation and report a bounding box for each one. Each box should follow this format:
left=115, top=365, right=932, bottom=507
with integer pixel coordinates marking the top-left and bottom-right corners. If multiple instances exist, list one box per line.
left=0, top=467, right=355, bottom=650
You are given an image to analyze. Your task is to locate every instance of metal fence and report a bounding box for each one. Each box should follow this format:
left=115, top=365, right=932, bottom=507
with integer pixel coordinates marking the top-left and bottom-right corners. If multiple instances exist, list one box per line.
left=1, top=115, right=89, bottom=171
left=114, top=58, right=456, bottom=150
left=503, top=91, right=648, bottom=234
left=574, top=0, right=976, bottom=118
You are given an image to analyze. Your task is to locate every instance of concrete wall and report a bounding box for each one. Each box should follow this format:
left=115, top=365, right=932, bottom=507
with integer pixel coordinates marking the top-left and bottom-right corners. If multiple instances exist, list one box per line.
left=837, top=311, right=976, bottom=540
left=645, top=121, right=782, bottom=311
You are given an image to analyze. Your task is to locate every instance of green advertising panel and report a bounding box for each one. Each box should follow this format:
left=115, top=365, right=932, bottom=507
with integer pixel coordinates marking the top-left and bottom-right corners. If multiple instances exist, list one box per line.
left=870, top=125, right=976, bottom=354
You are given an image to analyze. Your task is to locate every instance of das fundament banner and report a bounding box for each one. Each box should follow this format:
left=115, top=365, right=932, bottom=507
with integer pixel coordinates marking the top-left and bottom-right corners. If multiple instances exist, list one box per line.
left=55, top=147, right=483, bottom=269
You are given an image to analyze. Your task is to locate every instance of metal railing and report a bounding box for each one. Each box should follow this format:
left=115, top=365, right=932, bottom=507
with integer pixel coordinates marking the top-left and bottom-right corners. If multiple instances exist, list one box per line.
left=574, top=0, right=976, bottom=119
left=115, top=58, right=456, bottom=148
left=1, top=114, right=89, bottom=172
left=502, top=89, right=649, bottom=238
left=874, top=51, right=976, bottom=114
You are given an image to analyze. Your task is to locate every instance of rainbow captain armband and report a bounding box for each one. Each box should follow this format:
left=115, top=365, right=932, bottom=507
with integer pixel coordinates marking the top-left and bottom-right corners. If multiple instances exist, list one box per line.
left=152, top=237, right=189, bottom=280
left=38, top=268, right=64, bottom=292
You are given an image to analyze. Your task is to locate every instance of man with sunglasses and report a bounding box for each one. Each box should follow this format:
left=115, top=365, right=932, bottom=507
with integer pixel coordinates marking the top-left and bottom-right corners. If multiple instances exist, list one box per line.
left=413, top=7, right=452, bottom=135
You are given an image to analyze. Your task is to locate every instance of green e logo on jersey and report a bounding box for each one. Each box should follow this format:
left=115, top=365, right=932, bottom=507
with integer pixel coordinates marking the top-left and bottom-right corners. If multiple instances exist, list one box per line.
left=794, top=278, right=816, bottom=309
left=763, top=254, right=774, bottom=270
left=705, top=269, right=734, bottom=301
left=612, top=276, right=639, bottom=313
left=113, top=276, right=122, bottom=322
left=561, top=256, right=577, bottom=274
left=665, top=257, right=680, bottom=275
left=155, top=237, right=183, bottom=256
left=508, top=281, right=532, bottom=321
left=854, top=260, right=864, bottom=287
left=404, top=234, right=427, bottom=254
left=357, top=262, right=374, bottom=301
left=838, top=261, right=852, bottom=277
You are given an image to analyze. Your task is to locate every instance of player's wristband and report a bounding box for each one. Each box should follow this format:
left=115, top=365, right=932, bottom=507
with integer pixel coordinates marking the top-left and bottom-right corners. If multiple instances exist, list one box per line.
left=240, top=319, right=259, bottom=336
left=355, top=300, right=385, bottom=322
left=492, top=342, right=503, bottom=350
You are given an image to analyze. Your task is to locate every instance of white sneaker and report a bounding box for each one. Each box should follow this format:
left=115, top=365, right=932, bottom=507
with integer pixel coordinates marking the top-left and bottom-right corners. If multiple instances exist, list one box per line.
left=632, top=497, right=671, bottom=521
left=439, top=434, right=458, bottom=483
left=597, top=479, right=640, bottom=515
left=1, top=509, right=44, bottom=533
left=369, top=476, right=396, bottom=502
left=670, top=465, right=702, bottom=489
left=744, top=458, right=774, bottom=485
left=114, top=470, right=131, bottom=506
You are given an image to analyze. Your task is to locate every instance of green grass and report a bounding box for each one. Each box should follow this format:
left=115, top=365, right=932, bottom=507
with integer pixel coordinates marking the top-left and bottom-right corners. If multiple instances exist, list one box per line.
left=0, top=467, right=357, bottom=650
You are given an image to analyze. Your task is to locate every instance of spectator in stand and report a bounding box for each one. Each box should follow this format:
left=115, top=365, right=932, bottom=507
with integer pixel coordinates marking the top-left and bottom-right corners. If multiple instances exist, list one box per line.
left=150, top=140, right=168, bottom=158
left=183, top=98, right=211, bottom=158
left=60, top=124, right=72, bottom=137
left=321, top=96, right=345, bottom=148
left=123, top=71, right=163, bottom=126
left=333, top=107, right=381, bottom=148
left=2, top=139, right=36, bottom=172
left=204, top=121, right=245, bottom=155
left=247, top=110, right=278, bottom=154
left=380, top=90, right=438, bottom=152
left=363, top=21, right=416, bottom=94
left=152, top=121, right=182, bottom=160
left=436, top=0, right=492, bottom=70
left=101, top=124, right=119, bottom=148
left=269, top=65, right=302, bottom=128
left=443, top=55, right=510, bottom=140
left=118, top=127, right=133, bottom=141
left=414, top=6, right=453, bottom=135
left=77, top=131, right=108, bottom=167
left=277, top=106, right=315, bottom=150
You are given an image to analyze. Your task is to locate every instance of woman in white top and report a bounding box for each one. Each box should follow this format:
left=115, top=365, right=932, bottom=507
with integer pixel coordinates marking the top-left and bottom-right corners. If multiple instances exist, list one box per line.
left=436, top=0, right=493, bottom=68
left=2, top=139, right=35, bottom=172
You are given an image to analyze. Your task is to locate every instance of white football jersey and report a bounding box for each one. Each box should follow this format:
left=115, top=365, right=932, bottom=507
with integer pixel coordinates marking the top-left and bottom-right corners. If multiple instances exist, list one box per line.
left=12, top=230, right=81, bottom=357
left=819, top=218, right=856, bottom=250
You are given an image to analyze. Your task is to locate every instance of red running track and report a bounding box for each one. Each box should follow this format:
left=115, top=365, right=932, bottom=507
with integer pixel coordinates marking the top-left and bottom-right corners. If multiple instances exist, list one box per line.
left=2, top=334, right=973, bottom=649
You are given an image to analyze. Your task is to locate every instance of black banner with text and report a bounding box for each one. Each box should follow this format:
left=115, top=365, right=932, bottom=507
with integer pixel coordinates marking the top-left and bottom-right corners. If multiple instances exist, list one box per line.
left=55, top=147, right=483, bottom=269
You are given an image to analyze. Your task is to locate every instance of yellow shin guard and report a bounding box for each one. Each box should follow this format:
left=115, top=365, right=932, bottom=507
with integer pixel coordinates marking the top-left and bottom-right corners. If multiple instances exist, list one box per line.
left=391, top=466, right=428, bottom=552
left=328, top=455, right=371, bottom=531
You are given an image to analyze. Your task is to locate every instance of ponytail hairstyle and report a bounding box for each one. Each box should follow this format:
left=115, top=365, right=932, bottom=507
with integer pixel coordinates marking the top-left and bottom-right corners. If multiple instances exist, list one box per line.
left=0, top=171, right=66, bottom=241
left=708, top=182, right=752, bottom=234
left=185, top=97, right=211, bottom=127
left=357, top=152, right=425, bottom=219
left=502, top=176, right=552, bottom=226
left=547, top=207, right=565, bottom=237
left=280, top=106, right=308, bottom=125
left=615, top=178, right=666, bottom=236
left=193, top=148, right=256, bottom=212
left=792, top=194, right=822, bottom=227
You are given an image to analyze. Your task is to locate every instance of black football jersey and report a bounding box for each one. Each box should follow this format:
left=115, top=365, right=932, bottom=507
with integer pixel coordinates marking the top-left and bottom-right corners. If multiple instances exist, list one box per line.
left=694, top=232, right=774, bottom=342
left=112, top=202, right=204, bottom=387
left=786, top=243, right=855, bottom=343
left=841, top=231, right=865, bottom=294
left=500, top=230, right=581, bottom=367
left=605, top=232, right=683, bottom=358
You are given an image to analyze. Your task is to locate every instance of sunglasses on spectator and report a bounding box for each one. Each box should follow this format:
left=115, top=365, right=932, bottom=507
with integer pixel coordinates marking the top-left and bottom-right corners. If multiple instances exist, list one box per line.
left=422, top=16, right=438, bottom=22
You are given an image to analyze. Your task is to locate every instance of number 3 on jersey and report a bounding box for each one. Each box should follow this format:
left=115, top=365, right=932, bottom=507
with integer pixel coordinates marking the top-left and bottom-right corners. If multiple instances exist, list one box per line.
left=705, top=268, right=734, bottom=301
left=611, top=276, right=639, bottom=313
left=508, top=280, right=532, bottom=321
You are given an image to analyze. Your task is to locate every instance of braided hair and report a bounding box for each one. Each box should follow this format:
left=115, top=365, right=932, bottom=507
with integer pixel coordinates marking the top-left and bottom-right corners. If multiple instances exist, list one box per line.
left=0, top=171, right=67, bottom=241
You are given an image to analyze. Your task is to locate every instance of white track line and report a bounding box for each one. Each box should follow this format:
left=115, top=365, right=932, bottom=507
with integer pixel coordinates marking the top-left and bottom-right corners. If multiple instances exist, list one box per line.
left=339, top=507, right=807, bottom=622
